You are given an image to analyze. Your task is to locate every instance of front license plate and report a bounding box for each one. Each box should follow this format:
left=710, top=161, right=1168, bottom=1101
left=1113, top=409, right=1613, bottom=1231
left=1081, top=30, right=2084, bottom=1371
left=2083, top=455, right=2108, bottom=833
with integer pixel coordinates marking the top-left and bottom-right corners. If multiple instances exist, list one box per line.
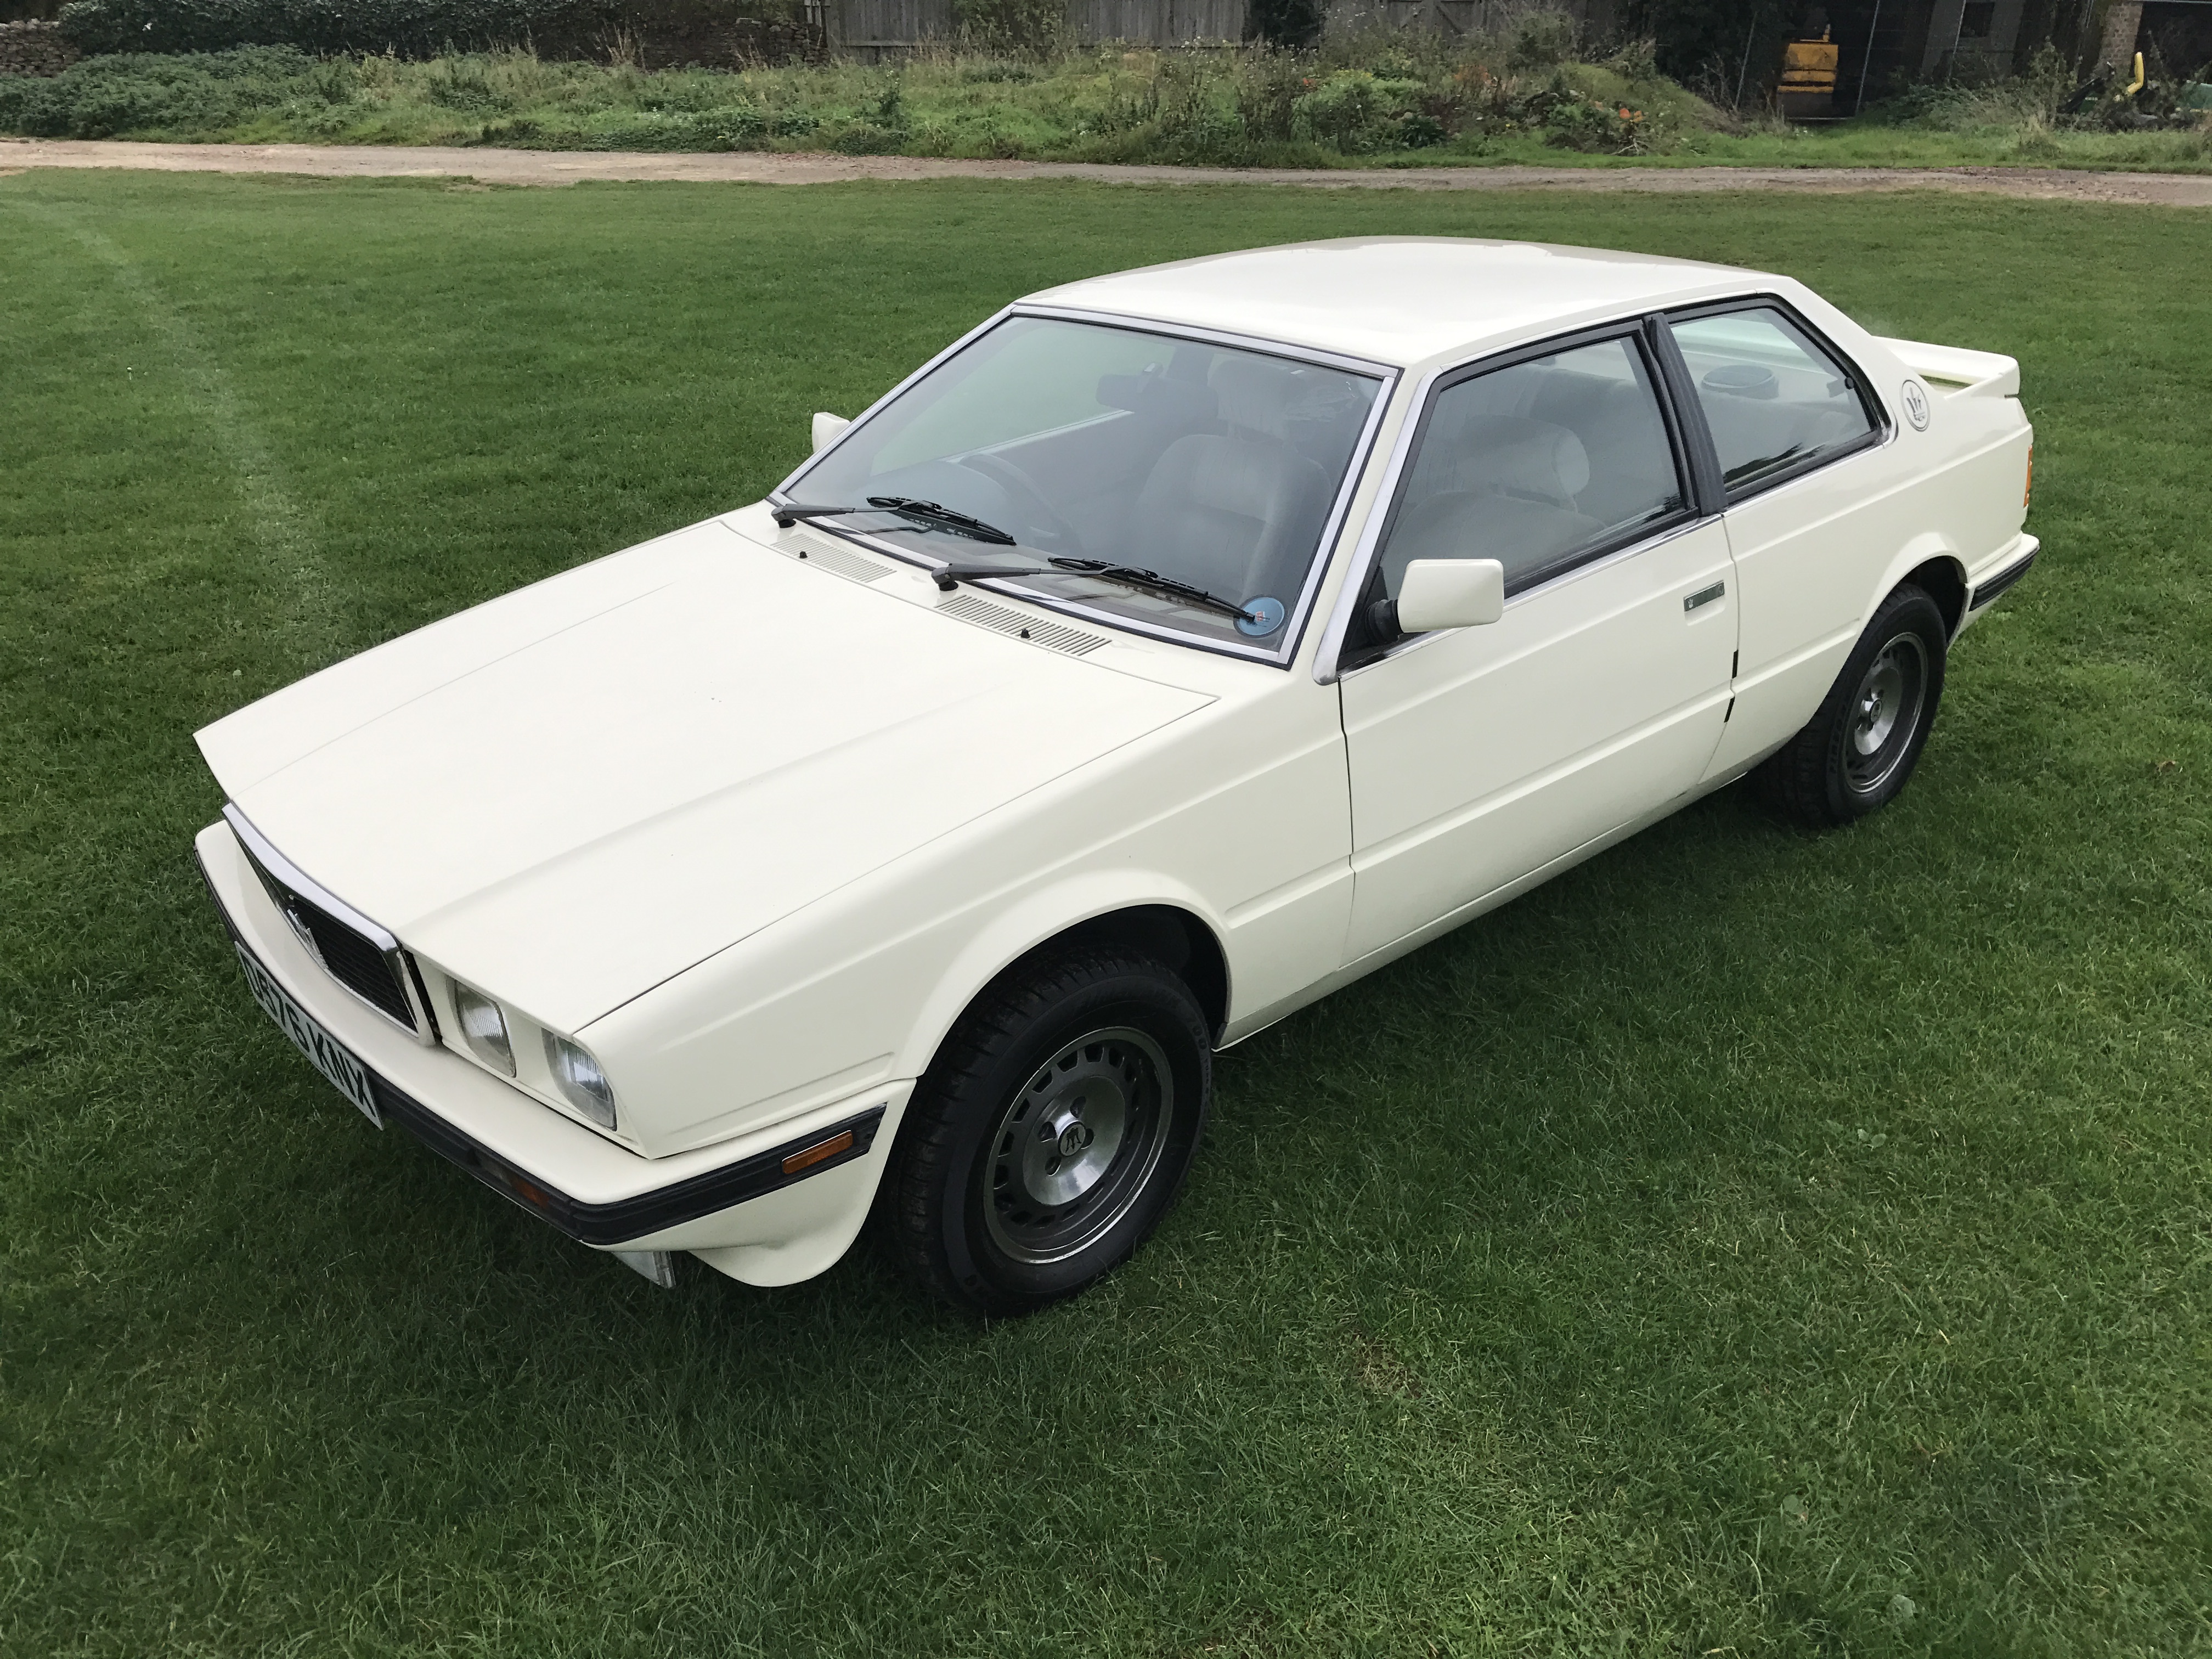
left=235, top=943, right=382, bottom=1128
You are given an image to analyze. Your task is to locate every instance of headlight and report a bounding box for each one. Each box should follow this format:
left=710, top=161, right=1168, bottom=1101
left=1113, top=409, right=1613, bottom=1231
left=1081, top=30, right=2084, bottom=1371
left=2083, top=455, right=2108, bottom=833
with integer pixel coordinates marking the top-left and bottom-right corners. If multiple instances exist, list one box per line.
left=453, top=983, right=514, bottom=1075
left=544, top=1031, right=617, bottom=1129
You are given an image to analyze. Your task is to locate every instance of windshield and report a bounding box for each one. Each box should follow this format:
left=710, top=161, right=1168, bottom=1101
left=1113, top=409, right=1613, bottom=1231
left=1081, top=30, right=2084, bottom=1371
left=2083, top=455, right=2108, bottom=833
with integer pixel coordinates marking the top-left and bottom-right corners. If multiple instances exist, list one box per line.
left=785, top=316, right=1385, bottom=651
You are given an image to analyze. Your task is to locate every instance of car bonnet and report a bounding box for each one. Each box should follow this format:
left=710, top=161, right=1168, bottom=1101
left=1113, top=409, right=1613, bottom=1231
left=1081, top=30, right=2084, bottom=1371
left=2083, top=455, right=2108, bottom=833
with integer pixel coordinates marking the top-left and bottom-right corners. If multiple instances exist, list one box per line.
left=196, top=518, right=1214, bottom=1032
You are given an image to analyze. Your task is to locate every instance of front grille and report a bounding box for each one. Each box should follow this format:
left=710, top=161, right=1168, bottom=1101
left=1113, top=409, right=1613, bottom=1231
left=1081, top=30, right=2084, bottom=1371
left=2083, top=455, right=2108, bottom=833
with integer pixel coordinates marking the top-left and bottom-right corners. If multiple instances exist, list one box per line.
left=239, top=839, right=417, bottom=1032
left=287, top=889, right=415, bottom=1028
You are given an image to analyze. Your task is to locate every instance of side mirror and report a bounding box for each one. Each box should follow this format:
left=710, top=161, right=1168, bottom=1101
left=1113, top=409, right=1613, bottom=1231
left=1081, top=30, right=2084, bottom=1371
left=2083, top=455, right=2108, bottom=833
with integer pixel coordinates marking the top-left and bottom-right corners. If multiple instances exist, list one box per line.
left=1384, top=558, right=1506, bottom=635
left=811, top=411, right=850, bottom=453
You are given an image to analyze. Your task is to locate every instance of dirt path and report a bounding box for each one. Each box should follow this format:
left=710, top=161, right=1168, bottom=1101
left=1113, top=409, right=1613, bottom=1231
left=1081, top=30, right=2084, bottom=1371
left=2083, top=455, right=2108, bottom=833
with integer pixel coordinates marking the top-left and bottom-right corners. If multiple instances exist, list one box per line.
left=5, top=137, right=2210, bottom=204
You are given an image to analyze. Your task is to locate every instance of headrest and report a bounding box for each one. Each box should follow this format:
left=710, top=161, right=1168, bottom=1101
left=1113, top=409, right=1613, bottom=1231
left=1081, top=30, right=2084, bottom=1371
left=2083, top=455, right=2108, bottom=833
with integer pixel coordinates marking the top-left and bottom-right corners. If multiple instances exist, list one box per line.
left=1210, top=356, right=1304, bottom=439
left=1446, top=415, right=1590, bottom=505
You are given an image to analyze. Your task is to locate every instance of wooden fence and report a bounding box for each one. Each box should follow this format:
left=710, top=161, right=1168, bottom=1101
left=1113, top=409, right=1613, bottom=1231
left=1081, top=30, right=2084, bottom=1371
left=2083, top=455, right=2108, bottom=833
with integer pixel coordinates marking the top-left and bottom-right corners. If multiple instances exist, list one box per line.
left=823, top=0, right=1250, bottom=58
left=818, top=0, right=1612, bottom=59
left=1321, top=0, right=1618, bottom=42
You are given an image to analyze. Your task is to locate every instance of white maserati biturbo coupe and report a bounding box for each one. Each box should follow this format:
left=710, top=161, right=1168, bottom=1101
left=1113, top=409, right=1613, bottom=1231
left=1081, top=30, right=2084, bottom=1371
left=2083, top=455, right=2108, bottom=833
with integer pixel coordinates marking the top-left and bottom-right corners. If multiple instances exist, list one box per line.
left=195, top=238, right=2036, bottom=1313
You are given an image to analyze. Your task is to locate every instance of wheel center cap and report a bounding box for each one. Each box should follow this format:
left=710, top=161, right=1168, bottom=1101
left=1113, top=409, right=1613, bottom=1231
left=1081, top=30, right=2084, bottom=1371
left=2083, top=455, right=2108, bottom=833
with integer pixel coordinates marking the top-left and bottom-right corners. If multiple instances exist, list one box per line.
left=1057, top=1121, right=1093, bottom=1157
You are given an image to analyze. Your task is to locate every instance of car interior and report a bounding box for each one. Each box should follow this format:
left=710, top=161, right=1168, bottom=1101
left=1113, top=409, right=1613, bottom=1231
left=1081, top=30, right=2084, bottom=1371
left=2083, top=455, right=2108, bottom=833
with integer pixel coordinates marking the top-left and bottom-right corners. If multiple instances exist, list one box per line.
left=1375, top=336, right=1688, bottom=605
left=805, top=324, right=1380, bottom=635
left=1669, top=307, right=1875, bottom=490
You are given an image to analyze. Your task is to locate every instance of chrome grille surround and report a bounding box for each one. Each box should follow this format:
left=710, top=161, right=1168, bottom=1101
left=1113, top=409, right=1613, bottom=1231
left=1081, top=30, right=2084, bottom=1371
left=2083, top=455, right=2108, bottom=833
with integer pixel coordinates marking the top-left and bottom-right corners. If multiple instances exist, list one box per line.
left=222, top=804, right=440, bottom=1044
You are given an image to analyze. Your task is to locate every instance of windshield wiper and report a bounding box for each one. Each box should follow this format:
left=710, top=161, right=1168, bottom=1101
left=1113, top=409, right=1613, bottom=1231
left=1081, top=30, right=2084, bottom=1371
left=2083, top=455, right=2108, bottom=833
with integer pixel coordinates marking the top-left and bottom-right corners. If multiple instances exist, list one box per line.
left=927, top=562, right=1054, bottom=591
left=771, top=502, right=865, bottom=528
left=769, top=498, right=1019, bottom=546
left=1047, top=558, right=1258, bottom=623
left=770, top=504, right=1256, bottom=622
left=867, top=496, right=1019, bottom=546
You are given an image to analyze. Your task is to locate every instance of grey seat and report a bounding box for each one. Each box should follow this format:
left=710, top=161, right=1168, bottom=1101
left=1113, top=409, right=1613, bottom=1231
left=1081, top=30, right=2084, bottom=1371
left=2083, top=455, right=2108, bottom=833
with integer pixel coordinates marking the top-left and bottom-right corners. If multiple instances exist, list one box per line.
left=1381, top=416, right=1602, bottom=592
left=1526, top=371, right=1683, bottom=531
left=1125, top=357, right=1329, bottom=600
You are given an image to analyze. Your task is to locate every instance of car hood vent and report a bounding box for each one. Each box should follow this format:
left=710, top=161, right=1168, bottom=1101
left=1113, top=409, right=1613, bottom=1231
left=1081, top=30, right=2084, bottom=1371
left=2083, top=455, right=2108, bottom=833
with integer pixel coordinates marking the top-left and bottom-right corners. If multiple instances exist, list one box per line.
left=782, top=528, right=891, bottom=584
left=937, top=593, right=1107, bottom=657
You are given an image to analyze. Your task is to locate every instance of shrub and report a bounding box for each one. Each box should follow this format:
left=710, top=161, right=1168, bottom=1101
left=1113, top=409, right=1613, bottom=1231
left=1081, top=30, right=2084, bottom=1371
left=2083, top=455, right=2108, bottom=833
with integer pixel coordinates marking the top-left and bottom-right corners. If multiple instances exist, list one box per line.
left=54, top=0, right=812, bottom=62
left=1248, top=0, right=1322, bottom=49
left=949, top=0, right=1063, bottom=54
left=0, top=44, right=319, bottom=136
left=59, top=0, right=587, bottom=57
left=1505, top=6, right=1576, bottom=70
left=1541, top=83, right=1650, bottom=151
left=1291, top=66, right=1428, bottom=151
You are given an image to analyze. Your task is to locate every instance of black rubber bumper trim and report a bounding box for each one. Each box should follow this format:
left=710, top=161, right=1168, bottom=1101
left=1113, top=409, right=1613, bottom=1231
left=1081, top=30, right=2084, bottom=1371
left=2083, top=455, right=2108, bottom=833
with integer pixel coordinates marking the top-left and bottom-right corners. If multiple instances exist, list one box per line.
left=1968, top=545, right=2036, bottom=612
left=200, top=849, right=886, bottom=1247
left=370, top=1080, right=885, bottom=1247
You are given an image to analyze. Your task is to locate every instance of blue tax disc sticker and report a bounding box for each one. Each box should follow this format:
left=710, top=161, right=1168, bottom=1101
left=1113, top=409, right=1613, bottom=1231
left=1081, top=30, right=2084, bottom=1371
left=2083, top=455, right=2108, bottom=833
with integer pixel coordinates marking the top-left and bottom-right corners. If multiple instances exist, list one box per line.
left=1235, top=595, right=1285, bottom=637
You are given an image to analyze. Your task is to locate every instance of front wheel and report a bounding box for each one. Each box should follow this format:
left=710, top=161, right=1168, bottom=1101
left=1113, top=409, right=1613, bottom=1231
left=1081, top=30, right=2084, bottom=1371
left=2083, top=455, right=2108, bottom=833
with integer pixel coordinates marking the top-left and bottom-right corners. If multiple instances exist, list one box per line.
left=879, top=945, right=1211, bottom=1317
left=1758, top=583, right=1949, bottom=829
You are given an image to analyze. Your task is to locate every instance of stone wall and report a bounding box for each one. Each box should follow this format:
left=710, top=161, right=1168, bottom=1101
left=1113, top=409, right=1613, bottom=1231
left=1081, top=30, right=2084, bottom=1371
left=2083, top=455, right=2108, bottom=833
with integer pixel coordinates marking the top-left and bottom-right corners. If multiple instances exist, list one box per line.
left=0, top=18, right=79, bottom=74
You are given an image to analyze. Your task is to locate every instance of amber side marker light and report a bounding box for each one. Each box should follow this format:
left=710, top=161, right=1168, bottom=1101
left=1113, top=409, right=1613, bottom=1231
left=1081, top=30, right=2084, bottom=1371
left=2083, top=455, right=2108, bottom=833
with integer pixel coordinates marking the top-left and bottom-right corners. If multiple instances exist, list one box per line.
left=783, top=1129, right=855, bottom=1176
left=2025, top=445, right=2034, bottom=507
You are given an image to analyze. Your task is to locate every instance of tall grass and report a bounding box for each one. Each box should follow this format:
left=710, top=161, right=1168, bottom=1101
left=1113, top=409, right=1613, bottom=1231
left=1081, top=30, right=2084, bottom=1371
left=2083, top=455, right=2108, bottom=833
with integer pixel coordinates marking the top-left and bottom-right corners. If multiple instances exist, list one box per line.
left=0, top=27, right=1714, bottom=161
left=2, top=27, right=2207, bottom=168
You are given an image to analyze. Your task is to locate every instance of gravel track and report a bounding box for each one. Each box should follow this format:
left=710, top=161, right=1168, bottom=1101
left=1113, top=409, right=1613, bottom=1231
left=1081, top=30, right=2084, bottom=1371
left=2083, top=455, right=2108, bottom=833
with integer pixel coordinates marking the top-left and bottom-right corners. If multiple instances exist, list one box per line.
left=5, top=137, right=2212, bottom=204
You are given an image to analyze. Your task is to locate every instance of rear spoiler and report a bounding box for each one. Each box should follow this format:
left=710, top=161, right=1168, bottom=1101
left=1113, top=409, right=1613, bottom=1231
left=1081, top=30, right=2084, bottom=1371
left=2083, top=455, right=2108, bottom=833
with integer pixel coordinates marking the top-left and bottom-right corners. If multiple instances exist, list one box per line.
left=1874, top=337, right=2021, bottom=400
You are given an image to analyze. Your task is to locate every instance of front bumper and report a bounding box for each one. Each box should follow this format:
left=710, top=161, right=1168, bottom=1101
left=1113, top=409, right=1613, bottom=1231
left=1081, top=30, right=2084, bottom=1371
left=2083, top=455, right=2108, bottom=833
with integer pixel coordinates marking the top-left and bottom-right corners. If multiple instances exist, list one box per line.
left=196, top=820, right=911, bottom=1286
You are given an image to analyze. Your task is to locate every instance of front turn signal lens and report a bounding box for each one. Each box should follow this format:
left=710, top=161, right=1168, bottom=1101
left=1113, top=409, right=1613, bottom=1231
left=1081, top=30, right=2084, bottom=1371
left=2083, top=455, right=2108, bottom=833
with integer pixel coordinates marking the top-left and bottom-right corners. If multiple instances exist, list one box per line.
left=453, top=983, right=514, bottom=1075
left=782, top=1128, right=855, bottom=1176
left=2024, top=444, right=2033, bottom=508
left=544, top=1031, right=617, bottom=1130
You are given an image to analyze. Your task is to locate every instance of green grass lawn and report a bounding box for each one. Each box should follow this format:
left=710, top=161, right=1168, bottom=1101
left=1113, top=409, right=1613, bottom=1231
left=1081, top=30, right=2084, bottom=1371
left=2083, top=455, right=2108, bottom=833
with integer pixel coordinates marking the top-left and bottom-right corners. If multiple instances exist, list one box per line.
left=3, top=172, right=2209, bottom=1656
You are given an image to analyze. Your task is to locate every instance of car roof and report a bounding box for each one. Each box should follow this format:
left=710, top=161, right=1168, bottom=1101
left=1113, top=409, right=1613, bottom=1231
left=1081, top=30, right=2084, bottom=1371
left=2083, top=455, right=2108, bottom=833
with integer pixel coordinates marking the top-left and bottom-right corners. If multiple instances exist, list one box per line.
left=1023, top=237, right=1784, bottom=372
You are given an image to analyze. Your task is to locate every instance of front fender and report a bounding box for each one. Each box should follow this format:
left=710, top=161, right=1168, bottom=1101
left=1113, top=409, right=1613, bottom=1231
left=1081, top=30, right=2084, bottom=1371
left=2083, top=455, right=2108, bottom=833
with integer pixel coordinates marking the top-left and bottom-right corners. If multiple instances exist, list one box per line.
left=895, top=872, right=1228, bottom=1084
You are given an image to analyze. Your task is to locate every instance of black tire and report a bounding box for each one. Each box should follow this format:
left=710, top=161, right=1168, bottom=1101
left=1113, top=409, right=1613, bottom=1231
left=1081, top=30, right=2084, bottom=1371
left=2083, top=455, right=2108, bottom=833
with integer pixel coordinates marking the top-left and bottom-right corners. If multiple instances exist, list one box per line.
left=1758, top=583, right=1949, bottom=830
left=879, top=944, right=1211, bottom=1317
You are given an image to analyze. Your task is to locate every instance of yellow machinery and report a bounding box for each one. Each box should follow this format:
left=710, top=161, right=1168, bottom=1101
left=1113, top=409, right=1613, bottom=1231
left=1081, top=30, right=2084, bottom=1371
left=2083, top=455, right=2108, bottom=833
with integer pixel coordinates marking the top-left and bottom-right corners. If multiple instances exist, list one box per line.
left=1779, top=27, right=1840, bottom=119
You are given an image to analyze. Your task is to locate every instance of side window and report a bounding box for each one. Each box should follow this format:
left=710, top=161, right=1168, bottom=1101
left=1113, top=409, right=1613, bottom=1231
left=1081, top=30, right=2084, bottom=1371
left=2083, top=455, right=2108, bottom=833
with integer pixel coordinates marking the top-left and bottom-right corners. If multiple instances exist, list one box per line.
left=1376, top=335, right=1686, bottom=604
left=1668, top=306, right=1875, bottom=494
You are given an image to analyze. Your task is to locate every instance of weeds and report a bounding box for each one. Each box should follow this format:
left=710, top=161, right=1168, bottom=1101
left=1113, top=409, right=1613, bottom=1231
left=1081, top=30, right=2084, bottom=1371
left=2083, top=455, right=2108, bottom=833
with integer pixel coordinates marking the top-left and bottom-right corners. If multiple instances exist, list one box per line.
left=3, top=29, right=2207, bottom=170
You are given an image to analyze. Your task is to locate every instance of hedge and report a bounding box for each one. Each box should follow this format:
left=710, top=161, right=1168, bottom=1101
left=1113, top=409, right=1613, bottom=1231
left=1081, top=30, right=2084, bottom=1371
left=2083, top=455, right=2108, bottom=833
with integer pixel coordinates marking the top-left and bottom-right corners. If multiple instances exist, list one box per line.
left=53, top=0, right=731, bottom=59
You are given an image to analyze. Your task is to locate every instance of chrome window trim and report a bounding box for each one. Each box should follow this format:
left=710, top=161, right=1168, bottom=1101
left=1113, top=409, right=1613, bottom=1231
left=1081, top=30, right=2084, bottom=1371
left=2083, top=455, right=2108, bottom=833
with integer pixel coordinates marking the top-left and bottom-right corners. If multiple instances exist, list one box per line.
left=223, top=803, right=440, bottom=1046
left=1315, top=313, right=1716, bottom=685
left=1331, top=510, right=1727, bottom=681
left=1659, top=292, right=1895, bottom=504
left=771, top=307, right=1399, bottom=669
left=1005, top=304, right=1400, bottom=379
left=1313, top=361, right=1443, bottom=686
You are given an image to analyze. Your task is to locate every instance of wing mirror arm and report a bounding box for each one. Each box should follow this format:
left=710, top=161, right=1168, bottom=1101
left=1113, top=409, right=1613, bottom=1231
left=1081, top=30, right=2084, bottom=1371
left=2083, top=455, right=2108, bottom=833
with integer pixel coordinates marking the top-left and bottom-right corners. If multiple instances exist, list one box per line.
left=1376, top=558, right=1507, bottom=638
left=811, top=411, right=850, bottom=453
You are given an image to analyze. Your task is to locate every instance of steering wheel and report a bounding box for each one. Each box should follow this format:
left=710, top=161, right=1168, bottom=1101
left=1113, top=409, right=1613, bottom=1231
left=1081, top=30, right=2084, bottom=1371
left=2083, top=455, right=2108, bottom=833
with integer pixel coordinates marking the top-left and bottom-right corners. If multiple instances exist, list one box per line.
left=959, top=450, right=1086, bottom=556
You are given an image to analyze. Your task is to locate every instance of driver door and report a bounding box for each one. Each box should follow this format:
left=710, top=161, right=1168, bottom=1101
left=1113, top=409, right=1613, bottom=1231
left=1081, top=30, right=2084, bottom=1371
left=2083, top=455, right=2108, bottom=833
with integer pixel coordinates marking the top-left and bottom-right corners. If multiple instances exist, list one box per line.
left=1339, top=325, right=1738, bottom=962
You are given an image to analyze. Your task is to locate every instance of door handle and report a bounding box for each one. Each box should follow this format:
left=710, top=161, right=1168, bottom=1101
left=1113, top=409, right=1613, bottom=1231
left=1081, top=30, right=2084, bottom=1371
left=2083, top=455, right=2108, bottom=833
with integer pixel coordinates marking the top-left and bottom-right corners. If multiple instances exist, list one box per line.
left=1684, top=582, right=1725, bottom=613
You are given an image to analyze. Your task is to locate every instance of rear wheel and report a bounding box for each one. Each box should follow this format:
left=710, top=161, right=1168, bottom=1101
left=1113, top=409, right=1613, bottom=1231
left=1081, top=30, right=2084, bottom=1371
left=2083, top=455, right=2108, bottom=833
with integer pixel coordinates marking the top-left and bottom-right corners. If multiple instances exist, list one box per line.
left=1758, top=583, right=1948, bottom=829
left=880, top=945, right=1210, bottom=1317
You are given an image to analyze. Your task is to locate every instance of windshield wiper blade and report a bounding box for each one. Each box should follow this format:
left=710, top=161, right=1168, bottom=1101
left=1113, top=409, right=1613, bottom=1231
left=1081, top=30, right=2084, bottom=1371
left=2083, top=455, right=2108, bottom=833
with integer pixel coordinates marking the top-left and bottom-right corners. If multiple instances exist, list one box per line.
left=769, top=508, right=1256, bottom=620
left=865, top=496, right=1019, bottom=546
left=1047, top=558, right=1257, bottom=622
left=769, top=497, right=1019, bottom=546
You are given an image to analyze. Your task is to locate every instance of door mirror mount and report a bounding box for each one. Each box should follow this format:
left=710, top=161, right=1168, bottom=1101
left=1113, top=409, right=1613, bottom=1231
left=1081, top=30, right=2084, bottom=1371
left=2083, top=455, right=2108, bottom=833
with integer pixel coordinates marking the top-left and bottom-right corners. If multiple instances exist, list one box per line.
left=1387, top=558, right=1507, bottom=635
left=811, top=411, right=850, bottom=453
